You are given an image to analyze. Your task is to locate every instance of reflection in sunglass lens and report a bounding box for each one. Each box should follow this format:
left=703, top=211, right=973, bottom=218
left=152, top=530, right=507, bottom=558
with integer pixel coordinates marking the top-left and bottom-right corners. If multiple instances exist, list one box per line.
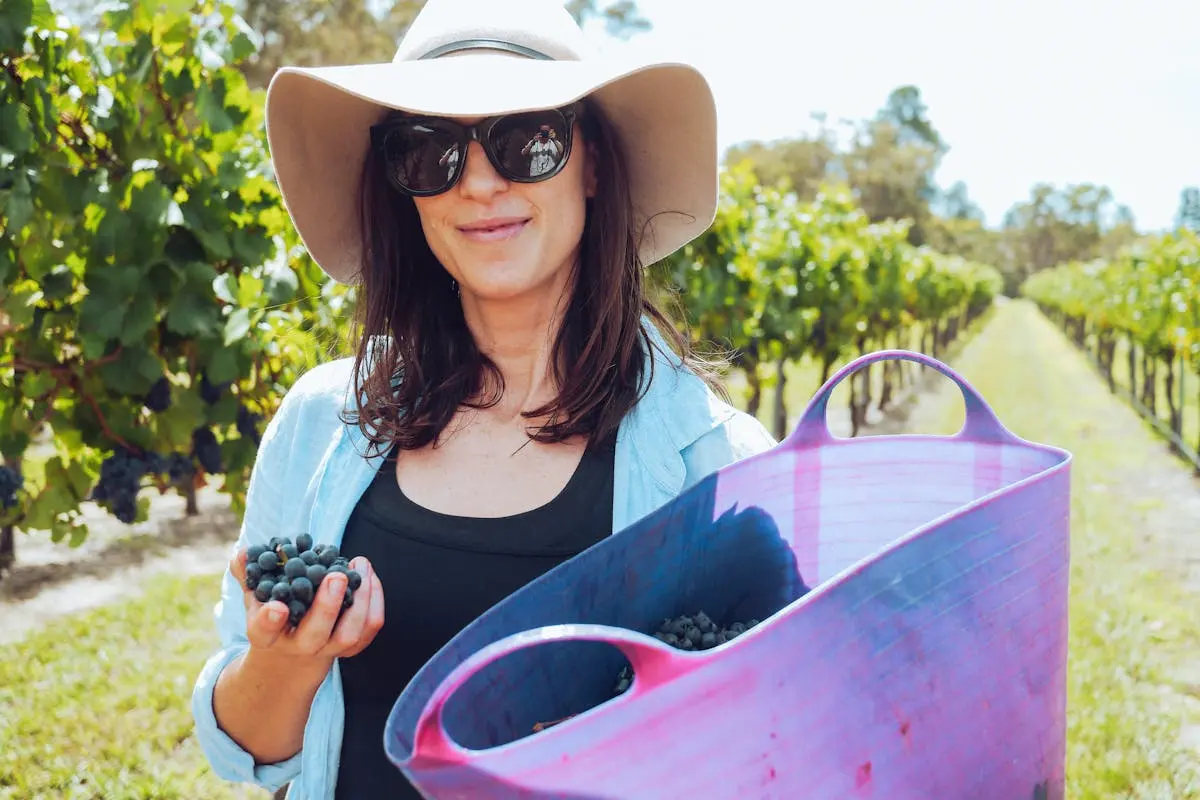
left=489, top=110, right=568, bottom=179
left=382, top=121, right=462, bottom=193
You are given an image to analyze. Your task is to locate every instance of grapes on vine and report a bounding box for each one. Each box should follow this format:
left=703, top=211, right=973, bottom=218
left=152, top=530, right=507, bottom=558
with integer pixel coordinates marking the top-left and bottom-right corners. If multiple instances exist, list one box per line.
left=164, top=453, right=195, bottom=486
left=242, top=536, right=361, bottom=628
left=198, top=374, right=232, bottom=406
left=236, top=405, right=263, bottom=446
left=92, top=449, right=152, bottom=524
left=192, top=427, right=223, bottom=474
left=0, top=465, right=24, bottom=510
left=142, top=377, right=171, bottom=413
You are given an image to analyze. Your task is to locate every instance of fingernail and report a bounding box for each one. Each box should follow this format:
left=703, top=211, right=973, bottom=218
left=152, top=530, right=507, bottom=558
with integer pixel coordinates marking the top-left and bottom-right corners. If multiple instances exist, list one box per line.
left=268, top=606, right=285, bottom=623
left=327, top=575, right=345, bottom=596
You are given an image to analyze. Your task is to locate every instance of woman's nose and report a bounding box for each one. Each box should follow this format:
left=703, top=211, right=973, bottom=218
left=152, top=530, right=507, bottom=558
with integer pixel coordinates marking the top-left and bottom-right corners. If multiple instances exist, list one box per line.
left=457, top=140, right=508, bottom=200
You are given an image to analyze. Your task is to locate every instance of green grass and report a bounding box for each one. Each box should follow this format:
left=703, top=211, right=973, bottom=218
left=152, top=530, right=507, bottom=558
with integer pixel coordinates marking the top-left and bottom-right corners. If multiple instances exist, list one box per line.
left=912, top=300, right=1200, bottom=799
left=0, top=573, right=269, bottom=800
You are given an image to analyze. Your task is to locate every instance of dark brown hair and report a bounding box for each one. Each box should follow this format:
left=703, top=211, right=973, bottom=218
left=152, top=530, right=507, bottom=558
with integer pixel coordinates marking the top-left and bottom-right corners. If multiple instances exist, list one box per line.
left=342, top=99, right=725, bottom=458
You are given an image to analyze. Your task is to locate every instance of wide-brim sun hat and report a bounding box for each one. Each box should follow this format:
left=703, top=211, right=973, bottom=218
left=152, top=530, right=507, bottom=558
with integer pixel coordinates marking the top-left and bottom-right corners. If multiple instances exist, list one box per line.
left=263, top=0, right=719, bottom=285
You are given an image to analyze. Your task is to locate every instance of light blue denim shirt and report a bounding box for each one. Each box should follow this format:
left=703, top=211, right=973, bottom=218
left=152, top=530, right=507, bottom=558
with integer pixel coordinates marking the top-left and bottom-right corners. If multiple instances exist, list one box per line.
left=190, top=324, right=775, bottom=799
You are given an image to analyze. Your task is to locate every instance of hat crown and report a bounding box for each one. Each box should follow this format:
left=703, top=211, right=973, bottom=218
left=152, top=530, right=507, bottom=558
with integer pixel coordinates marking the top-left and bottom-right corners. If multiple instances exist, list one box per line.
left=393, top=0, right=593, bottom=63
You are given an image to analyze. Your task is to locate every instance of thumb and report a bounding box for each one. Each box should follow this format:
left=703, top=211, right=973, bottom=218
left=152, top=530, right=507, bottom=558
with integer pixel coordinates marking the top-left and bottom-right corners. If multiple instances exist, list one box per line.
left=246, top=601, right=289, bottom=649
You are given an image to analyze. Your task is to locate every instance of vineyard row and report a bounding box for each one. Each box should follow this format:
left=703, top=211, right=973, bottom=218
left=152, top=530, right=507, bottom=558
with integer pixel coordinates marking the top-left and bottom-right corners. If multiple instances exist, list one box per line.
left=1021, top=230, right=1200, bottom=472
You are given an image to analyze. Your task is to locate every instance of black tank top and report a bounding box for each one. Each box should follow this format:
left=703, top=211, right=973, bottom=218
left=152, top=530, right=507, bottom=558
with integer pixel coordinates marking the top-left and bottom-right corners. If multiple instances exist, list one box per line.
left=333, top=435, right=616, bottom=799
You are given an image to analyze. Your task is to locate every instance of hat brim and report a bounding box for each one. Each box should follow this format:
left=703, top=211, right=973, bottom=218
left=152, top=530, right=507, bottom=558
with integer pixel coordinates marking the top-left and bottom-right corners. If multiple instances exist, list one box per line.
left=264, top=54, right=718, bottom=283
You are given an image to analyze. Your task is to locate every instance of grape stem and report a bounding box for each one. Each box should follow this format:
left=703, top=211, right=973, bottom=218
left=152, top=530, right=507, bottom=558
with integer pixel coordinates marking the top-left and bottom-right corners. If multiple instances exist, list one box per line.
left=148, top=49, right=186, bottom=141
left=75, top=378, right=138, bottom=455
left=5, top=347, right=126, bottom=376
left=532, top=715, right=576, bottom=733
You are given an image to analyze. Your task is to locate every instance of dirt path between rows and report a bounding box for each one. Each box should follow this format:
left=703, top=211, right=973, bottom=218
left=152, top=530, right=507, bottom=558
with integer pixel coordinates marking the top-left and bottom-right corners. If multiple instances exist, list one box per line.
left=0, top=485, right=239, bottom=645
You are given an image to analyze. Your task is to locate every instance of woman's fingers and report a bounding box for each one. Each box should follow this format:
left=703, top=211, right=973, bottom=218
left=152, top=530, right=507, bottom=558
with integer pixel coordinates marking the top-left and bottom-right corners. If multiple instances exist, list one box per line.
left=246, top=600, right=290, bottom=649
left=340, top=561, right=384, bottom=658
left=230, top=547, right=247, bottom=585
left=327, top=559, right=374, bottom=654
left=292, top=570, right=349, bottom=656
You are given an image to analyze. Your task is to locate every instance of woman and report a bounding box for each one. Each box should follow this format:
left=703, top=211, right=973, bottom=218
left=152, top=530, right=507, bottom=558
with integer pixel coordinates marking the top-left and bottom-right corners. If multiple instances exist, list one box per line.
left=191, top=0, right=775, bottom=797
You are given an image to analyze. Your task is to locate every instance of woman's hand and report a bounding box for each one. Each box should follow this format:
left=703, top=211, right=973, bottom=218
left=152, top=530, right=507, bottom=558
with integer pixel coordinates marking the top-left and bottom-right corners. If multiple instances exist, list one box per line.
left=230, top=546, right=385, bottom=664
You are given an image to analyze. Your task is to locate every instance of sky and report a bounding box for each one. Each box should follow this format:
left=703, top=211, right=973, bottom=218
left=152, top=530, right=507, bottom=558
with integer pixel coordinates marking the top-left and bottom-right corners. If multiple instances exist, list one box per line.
left=579, top=0, right=1200, bottom=232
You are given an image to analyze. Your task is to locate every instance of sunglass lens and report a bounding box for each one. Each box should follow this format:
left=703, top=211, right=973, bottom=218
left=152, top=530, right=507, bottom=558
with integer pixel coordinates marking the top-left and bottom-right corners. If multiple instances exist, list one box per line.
left=488, top=110, right=569, bottom=180
left=381, top=121, right=462, bottom=193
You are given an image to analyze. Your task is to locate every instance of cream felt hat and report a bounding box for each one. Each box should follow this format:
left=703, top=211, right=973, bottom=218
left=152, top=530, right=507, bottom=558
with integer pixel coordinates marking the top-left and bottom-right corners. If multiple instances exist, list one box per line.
left=263, top=0, right=719, bottom=284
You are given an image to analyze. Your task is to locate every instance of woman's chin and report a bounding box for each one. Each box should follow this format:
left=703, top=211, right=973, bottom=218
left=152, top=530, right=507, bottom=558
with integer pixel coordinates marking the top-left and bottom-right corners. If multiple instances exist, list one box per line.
left=458, top=263, right=568, bottom=306
left=465, top=283, right=546, bottom=305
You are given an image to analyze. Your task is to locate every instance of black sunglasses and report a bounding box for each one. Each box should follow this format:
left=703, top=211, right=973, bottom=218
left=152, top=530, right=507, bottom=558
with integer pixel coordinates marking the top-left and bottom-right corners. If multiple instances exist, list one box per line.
left=370, top=103, right=583, bottom=197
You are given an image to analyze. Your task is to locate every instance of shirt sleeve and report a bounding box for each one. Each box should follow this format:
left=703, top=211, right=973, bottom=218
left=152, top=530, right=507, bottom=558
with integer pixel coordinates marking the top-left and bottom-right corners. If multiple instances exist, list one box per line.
left=189, top=386, right=308, bottom=791
left=679, top=408, right=778, bottom=490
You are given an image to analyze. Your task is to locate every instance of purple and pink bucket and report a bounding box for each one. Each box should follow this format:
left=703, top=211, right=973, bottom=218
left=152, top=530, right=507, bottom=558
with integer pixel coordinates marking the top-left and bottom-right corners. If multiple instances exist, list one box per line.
left=383, top=351, right=1073, bottom=799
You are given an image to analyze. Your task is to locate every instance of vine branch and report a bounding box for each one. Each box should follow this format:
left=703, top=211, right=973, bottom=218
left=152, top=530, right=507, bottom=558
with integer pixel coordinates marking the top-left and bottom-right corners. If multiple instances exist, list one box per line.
left=74, top=377, right=137, bottom=454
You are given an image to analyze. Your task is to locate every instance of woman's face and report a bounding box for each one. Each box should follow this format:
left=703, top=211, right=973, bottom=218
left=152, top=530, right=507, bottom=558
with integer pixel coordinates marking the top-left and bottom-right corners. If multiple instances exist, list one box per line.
left=413, top=119, right=597, bottom=308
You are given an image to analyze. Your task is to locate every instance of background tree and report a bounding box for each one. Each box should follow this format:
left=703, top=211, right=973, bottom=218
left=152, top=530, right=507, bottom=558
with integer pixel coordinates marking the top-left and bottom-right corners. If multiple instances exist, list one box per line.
left=999, top=182, right=1127, bottom=293
left=838, top=115, right=941, bottom=246
left=724, top=114, right=839, bottom=203
left=232, top=0, right=650, bottom=90
left=1177, top=187, right=1200, bottom=232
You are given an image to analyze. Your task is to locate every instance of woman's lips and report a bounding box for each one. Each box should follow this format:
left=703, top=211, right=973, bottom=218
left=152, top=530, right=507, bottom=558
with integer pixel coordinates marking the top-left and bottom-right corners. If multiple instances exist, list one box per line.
left=457, top=218, right=530, bottom=242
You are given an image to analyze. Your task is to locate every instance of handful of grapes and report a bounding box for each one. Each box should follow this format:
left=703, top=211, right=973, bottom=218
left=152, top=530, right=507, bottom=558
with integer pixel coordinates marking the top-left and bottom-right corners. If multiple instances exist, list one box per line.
left=243, top=534, right=363, bottom=628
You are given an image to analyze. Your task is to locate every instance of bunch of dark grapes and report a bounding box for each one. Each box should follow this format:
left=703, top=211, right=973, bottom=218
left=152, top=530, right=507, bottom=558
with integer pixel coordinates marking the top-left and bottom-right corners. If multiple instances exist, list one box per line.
left=611, top=611, right=761, bottom=697
left=533, top=610, right=765, bottom=732
left=143, top=377, right=171, bottom=413
left=243, top=533, right=362, bottom=628
left=192, top=427, right=223, bottom=474
left=650, top=611, right=759, bottom=652
left=198, top=373, right=232, bottom=406
left=164, top=452, right=195, bottom=486
left=236, top=405, right=262, bottom=446
left=92, top=449, right=152, bottom=524
left=0, top=464, right=24, bottom=510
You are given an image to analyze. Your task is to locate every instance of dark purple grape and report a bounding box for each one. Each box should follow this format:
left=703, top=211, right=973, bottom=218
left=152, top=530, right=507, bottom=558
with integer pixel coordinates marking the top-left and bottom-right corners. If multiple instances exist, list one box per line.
left=198, top=373, right=231, bottom=406
left=0, top=465, right=24, bottom=510
left=236, top=404, right=263, bottom=444
left=143, top=377, right=171, bottom=413
left=254, top=579, right=275, bottom=603
left=290, top=576, right=314, bottom=604
left=191, top=427, right=223, bottom=474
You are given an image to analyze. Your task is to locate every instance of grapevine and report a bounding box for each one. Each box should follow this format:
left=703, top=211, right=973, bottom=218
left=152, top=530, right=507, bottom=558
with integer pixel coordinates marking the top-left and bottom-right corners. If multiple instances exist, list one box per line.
left=0, top=0, right=353, bottom=555
left=1022, top=229, right=1199, bottom=458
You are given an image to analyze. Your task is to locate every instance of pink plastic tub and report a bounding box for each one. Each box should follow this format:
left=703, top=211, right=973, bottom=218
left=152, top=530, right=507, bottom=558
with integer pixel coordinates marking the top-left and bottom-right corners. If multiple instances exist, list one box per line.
left=384, top=350, right=1073, bottom=799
